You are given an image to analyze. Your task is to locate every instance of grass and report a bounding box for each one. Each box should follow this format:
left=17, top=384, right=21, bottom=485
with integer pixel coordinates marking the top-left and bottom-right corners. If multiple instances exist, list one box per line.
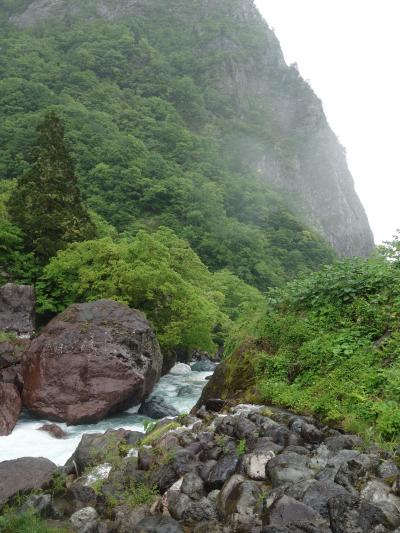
left=0, top=510, right=71, bottom=533
left=139, top=421, right=181, bottom=446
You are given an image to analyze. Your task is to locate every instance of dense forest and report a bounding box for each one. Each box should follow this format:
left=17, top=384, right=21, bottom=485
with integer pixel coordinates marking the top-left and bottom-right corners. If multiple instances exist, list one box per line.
left=0, top=0, right=339, bottom=361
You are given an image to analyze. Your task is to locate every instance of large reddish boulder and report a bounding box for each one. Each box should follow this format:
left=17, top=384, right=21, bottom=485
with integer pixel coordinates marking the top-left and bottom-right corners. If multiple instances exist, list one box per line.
left=0, top=383, right=22, bottom=436
left=22, top=300, right=163, bottom=425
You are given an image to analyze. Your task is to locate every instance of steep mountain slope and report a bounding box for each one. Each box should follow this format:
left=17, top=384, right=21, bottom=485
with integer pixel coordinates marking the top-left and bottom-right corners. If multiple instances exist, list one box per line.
left=5, top=0, right=374, bottom=257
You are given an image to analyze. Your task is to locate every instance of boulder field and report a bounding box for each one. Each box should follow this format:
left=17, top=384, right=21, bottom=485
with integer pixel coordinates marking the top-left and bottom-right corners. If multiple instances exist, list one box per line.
left=1, top=403, right=399, bottom=532
left=22, top=299, right=163, bottom=425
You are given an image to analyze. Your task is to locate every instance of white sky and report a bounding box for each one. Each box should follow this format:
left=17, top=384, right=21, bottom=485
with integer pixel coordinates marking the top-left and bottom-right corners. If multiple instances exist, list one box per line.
left=254, top=0, right=400, bottom=244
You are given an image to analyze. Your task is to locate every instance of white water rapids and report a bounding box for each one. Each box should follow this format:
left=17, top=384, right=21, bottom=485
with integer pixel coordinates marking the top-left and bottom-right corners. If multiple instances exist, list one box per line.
left=0, top=367, right=212, bottom=466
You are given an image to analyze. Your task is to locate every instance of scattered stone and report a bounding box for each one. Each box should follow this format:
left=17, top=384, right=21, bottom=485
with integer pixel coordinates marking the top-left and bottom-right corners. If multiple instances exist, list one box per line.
left=134, top=515, right=183, bottom=532
left=138, top=395, right=179, bottom=419
left=243, top=451, right=275, bottom=480
left=39, top=423, right=67, bottom=439
left=0, top=457, right=56, bottom=508
left=70, top=507, right=99, bottom=530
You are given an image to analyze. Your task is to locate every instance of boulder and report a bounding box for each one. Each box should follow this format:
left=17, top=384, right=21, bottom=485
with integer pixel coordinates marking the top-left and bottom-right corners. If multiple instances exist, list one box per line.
left=169, top=363, right=191, bottom=375
left=0, top=283, right=35, bottom=337
left=217, top=476, right=263, bottom=532
left=65, top=429, right=130, bottom=474
left=70, top=507, right=99, bottom=530
left=0, top=382, right=22, bottom=436
left=134, top=515, right=183, bottom=532
left=39, top=423, right=67, bottom=439
left=266, top=453, right=314, bottom=487
left=328, top=494, right=392, bottom=532
left=0, top=457, right=56, bottom=508
left=138, top=395, right=179, bottom=419
left=22, top=300, right=162, bottom=425
left=191, top=359, right=216, bottom=372
left=242, top=451, right=275, bottom=480
left=265, top=495, right=324, bottom=527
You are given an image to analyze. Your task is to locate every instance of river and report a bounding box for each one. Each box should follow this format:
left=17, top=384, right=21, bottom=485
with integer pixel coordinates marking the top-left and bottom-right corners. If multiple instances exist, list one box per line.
left=0, top=366, right=211, bottom=465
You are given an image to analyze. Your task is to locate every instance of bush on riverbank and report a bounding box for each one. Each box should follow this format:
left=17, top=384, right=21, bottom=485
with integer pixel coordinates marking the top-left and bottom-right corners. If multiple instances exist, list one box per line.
left=223, top=238, right=400, bottom=445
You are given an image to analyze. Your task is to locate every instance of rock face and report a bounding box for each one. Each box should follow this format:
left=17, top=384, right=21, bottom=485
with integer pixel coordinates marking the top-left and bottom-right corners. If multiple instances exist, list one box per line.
left=0, top=382, right=22, bottom=436
left=0, top=283, right=35, bottom=337
left=22, top=300, right=163, bottom=425
left=0, top=457, right=56, bottom=508
left=8, top=0, right=374, bottom=257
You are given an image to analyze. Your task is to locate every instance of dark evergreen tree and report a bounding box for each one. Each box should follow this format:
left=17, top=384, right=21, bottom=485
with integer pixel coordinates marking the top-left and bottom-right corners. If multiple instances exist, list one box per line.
left=8, top=112, right=93, bottom=262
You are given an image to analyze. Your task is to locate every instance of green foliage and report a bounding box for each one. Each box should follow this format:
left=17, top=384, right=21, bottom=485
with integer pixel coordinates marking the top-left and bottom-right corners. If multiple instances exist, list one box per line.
left=225, top=239, right=400, bottom=444
left=0, top=509, right=70, bottom=533
left=143, top=419, right=157, bottom=434
left=36, top=227, right=261, bottom=355
left=140, top=421, right=181, bottom=446
left=236, top=439, right=247, bottom=457
left=0, top=7, right=335, bottom=291
left=7, top=112, right=94, bottom=263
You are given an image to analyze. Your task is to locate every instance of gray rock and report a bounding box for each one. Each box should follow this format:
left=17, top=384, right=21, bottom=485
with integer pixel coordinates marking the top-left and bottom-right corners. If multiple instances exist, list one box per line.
left=325, top=434, right=362, bottom=452
left=20, top=493, right=53, bottom=518
left=242, top=451, right=275, bottom=480
left=377, top=461, right=399, bottom=481
left=191, top=360, right=217, bottom=372
left=166, top=491, right=191, bottom=521
left=181, top=472, right=205, bottom=500
left=133, top=515, right=184, bottom=532
left=290, top=419, right=324, bottom=445
left=0, top=283, right=35, bottom=337
left=183, top=496, right=218, bottom=522
left=169, top=363, right=191, bottom=375
left=0, top=457, right=56, bottom=508
left=65, top=429, right=129, bottom=475
left=217, top=477, right=263, bottom=532
left=265, top=495, right=324, bottom=527
left=70, top=507, right=98, bottom=530
left=266, top=453, right=314, bottom=487
left=205, top=453, right=239, bottom=490
left=138, top=395, right=179, bottom=419
left=302, top=480, right=350, bottom=518
left=328, top=494, right=391, bottom=532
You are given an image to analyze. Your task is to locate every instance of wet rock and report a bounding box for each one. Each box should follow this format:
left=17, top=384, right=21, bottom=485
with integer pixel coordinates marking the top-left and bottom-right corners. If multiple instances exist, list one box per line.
left=138, top=395, right=179, bottom=419
left=0, top=457, right=56, bottom=508
left=328, top=493, right=391, bottom=532
left=169, top=363, right=191, bottom=376
left=70, top=507, right=98, bottom=530
left=177, top=385, right=193, bottom=397
left=39, top=423, right=67, bottom=439
left=243, top=451, right=275, bottom=480
left=266, top=453, right=314, bottom=487
left=377, top=461, right=399, bottom=481
left=205, top=453, right=239, bottom=490
left=217, top=476, right=263, bottom=532
left=166, top=491, right=191, bottom=520
left=22, top=300, right=162, bottom=425
left=302, top=480, right=350, bottom=518
left=0, top=382, right=21, bottom=436
left=191, top=360, right=216, bottom=372
left=20, top=493, right=54, bottom=518
left=334, top=458, right=369, bottom=494
left=290, top=418, right=324, bottom=445
left=65, top=429, right=129, bottom=475
left=0, top=283, right=35, bottom=337
left=134, top=515, right=183, bottom=532
left=181, top=472, right=205, bottom=500
left=204, top=398, right=225, bottom=412
left=264, top=495, right=324, bottom=527
left=360, top=480, right=400, bottom=527
left=325, top=434, right=362, bottom=452
left=183, top=496, right=218, bottom=522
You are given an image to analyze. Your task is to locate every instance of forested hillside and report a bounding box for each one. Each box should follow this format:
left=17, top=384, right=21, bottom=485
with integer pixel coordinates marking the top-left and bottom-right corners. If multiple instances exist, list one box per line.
left=0, top=0, right=374, bottom=362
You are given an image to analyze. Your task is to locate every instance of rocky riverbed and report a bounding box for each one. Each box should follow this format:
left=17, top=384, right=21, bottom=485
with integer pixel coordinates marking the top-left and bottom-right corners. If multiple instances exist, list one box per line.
left=1, top=400, right=399, bottom=532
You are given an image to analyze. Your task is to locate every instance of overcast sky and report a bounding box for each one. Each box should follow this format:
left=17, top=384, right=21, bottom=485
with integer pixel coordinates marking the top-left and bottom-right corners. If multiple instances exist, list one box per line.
left=254, top=0, right=399, bottom=244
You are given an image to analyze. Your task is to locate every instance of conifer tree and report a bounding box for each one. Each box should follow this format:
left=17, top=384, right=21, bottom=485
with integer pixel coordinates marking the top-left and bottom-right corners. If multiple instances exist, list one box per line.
left=8, top=112, right=93, bottom=262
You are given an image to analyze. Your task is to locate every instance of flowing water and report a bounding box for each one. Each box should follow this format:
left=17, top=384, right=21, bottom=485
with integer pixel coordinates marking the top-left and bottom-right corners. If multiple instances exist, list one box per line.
left=0, top=367, right=211, bottom=466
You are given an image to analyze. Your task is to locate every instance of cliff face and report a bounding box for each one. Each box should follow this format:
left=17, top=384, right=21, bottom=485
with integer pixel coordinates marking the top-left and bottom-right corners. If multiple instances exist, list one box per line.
left=9, top=0, right=374, bottom=257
